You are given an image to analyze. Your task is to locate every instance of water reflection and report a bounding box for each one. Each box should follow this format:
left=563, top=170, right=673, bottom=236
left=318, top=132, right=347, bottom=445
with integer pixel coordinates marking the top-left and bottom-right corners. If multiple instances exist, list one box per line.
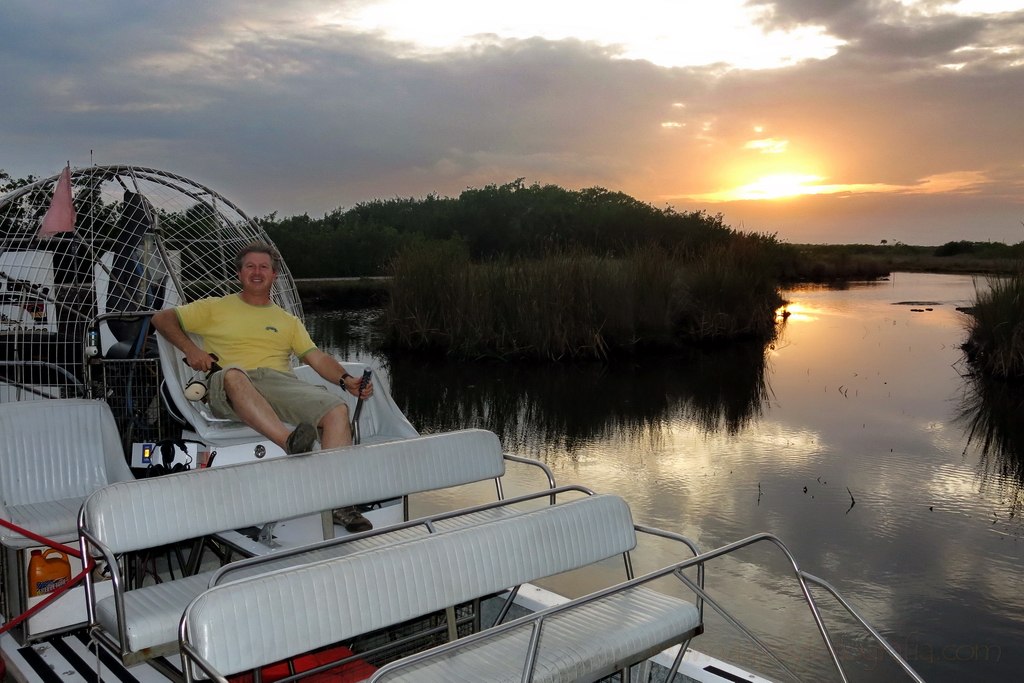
left=307, top=308, right=773, bottom=453
left=959, top=374, right=1024, bottom=468
left=958, top=371, right=1024, bottom=516
left=306, top=274, right=1024, bottom=682
left=304, top=310, right=379, bottom=360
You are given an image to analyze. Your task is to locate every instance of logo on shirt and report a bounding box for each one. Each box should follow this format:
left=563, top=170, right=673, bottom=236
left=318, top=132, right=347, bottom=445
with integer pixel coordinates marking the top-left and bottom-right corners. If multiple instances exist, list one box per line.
left=265, top=326, right=279, bottom=333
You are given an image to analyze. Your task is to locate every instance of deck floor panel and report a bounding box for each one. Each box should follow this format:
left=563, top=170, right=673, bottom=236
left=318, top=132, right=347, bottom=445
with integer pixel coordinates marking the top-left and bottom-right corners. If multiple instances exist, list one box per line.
left=1, top=628, right=171, bottom=683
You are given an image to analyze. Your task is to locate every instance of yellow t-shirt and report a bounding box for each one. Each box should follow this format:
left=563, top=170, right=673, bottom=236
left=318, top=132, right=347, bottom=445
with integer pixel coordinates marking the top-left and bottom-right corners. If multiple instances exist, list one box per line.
left=175, top=294, right=316, bottom=372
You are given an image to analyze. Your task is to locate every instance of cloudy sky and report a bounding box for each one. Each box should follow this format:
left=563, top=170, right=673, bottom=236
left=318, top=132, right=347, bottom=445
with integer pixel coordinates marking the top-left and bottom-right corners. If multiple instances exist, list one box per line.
left=2, top=0, right=1022, bottom=244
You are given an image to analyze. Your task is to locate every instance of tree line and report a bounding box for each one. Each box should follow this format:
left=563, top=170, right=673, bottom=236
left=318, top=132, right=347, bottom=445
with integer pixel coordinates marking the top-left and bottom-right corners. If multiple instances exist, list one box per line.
left=261, top=178, right=765, bottom=278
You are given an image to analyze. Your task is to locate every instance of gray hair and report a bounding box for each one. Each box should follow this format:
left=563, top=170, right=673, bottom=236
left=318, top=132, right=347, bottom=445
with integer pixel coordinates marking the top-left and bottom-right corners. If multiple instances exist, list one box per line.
left=235, top=242, right=282, bottom=273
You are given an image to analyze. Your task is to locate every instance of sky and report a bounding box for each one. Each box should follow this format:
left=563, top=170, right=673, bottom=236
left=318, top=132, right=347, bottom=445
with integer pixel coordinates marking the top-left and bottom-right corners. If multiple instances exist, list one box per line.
left=1, top=0, right=1022, bottom=245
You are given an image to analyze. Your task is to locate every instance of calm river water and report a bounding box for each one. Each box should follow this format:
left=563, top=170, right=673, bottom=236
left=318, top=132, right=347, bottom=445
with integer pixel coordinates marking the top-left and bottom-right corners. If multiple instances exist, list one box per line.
left=307, top=272, right=1022, bottom=683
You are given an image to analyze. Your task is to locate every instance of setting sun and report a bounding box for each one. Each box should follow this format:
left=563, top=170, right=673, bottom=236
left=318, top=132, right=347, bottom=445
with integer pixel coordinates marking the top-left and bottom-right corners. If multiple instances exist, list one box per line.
left=689, top=173, right=832, bottom=202
left=731, top=173, right=826, bottom=200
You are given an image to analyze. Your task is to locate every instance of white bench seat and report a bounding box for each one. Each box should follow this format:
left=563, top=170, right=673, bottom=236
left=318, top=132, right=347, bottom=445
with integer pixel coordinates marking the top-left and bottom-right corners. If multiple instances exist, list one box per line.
left=179, top=494, right=703, bottom=683
left=104, top=498, right=542, bottom=656
left=97, top=573, right=211, bottom=655
left=213, top=503, right=528, bottom=585
left=1, top=399, right=134, bottom=548
left=80, top=429, right=555, bottom=663
left=1, top=497, right=88, bottom=546
left=371, top=586, right=699, bottom=683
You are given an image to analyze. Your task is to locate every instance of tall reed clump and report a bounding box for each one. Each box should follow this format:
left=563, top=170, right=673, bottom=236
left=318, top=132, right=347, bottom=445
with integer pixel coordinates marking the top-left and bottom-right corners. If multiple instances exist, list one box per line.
left=672, top=237, right=785, bottom=342
left=384, top=242, right=783, bottom=360
left=962, top=273, right=1024, bottom=378
left=385, top=245, right=625, bottom=359
left=382, top=238, right=472, bottom=351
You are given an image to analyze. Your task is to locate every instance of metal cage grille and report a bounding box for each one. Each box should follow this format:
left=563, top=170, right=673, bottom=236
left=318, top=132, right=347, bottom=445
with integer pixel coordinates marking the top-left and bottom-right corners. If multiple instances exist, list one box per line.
left=0, top=166, right=299, bottom=442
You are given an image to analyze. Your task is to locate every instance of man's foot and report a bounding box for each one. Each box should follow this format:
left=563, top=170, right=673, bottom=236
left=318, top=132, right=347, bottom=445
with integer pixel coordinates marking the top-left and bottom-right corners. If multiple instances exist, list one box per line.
left=333, top=506, right=373, bottom=533
left=285, top=423, right=317, bottom=455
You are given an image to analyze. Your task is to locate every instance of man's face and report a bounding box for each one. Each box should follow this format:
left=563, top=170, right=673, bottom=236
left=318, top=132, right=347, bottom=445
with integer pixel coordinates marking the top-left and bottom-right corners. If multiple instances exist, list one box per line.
left=238, top=252, right=277, bottom=295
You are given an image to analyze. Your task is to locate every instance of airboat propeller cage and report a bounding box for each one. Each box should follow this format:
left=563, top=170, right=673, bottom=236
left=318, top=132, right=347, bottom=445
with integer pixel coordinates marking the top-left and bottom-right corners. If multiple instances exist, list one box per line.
left=0, top=165, right=302, bottom=400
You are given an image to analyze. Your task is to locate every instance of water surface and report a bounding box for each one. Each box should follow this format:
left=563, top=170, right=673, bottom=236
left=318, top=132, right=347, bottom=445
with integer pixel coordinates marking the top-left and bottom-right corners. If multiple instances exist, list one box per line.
left=309, top=272, right=1022, bottom=682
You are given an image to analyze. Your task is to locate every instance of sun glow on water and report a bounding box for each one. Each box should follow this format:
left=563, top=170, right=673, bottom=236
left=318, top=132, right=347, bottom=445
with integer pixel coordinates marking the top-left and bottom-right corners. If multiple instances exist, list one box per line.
left=776, top=303, right=820, bottom=325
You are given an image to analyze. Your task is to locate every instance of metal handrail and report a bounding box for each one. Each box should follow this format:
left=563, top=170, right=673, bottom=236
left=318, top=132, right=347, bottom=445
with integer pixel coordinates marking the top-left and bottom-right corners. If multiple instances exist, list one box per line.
left=664, top=533, right=924, bottom=683
left=182, top=491, right=705, bottom=683
left=502, top=452, right=557, bottom=503
left=372, top=531, right=924, bottom=683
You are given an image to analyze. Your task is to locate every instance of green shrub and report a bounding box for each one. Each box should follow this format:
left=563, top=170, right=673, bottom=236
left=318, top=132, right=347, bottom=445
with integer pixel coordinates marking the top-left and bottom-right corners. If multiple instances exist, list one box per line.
left=935, top=240, right=976, bottom=257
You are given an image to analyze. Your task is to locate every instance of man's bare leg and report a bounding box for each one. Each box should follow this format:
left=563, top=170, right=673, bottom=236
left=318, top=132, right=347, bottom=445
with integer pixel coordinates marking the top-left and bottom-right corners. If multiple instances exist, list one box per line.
left=221, top=368, right=292, bottom=450
left=319, top=402, right=372, bottom=533
left=319, top=404, right=352, bottom=449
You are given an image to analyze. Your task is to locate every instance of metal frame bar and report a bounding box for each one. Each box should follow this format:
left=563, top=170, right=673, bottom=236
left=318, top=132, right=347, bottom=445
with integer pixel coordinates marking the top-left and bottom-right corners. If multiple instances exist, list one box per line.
left=370, top=531, right=924, bottom=683
left=210, top=484, right=597, bottom=586
left=0, top=360, right=85, bottom=398
left=179, top=493, right=704, bottom=683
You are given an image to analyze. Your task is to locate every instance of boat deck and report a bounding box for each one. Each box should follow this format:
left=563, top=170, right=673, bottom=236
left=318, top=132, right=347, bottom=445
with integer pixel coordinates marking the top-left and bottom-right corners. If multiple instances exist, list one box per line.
left=2, top=629, right=171, bottom=683
left=3, top=618, right=771, bottom=683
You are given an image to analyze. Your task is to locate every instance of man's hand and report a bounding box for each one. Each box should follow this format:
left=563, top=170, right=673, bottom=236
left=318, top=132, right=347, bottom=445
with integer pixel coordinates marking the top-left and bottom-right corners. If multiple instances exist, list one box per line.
left=305, top=349, right=374, bottom=399
left=341, top=373, right=374, bottom=399
left=185, top=348, right=216, bottom=372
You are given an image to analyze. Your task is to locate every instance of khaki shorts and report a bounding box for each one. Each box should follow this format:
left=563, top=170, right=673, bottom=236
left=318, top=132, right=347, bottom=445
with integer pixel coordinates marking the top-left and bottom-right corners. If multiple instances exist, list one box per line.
left=208, top=366, right=347, bottom=427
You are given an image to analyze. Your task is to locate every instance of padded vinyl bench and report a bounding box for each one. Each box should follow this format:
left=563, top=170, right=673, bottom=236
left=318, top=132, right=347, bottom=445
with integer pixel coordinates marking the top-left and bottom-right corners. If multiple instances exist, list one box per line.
left=179, top=494, right=703, bottom=683
left=370, top=563, right=704, bottom=682
left=0, top=398, right=135, bottom=642
left=78, top=429, right=553, bottom=666
left=208, top=483, right=585, bottom=588
left=0, top=398, right=134, bottom=549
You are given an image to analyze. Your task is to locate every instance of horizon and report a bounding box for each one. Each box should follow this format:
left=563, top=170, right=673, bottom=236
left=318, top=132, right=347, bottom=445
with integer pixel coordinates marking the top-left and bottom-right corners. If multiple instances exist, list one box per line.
left=1, top=1, right=1022, bottom=245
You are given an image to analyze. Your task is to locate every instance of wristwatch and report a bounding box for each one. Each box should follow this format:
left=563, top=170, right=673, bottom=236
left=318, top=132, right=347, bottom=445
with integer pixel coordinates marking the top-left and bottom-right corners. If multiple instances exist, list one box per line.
left=340, top=373, right=353, bottom=388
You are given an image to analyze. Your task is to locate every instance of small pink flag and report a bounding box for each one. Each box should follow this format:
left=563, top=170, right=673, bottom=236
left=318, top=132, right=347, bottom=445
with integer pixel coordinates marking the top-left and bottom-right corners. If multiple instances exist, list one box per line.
left=38, top=166, right=76, bottom=239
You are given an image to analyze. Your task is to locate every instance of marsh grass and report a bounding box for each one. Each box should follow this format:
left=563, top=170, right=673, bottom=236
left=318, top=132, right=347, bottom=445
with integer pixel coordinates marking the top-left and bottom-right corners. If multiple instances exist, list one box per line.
left=674, top=240, right=783, bottom=342
left=384, top=242, right=783, bottom=360
left=791, top=242, right=1024, bottom=280
left=963, top=273, right=1024, bottom=378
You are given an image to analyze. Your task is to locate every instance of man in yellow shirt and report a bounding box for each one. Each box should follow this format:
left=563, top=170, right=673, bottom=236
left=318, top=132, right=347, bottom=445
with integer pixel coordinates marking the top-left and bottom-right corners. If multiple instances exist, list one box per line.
left=152, top=242, right=374, bottom=532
